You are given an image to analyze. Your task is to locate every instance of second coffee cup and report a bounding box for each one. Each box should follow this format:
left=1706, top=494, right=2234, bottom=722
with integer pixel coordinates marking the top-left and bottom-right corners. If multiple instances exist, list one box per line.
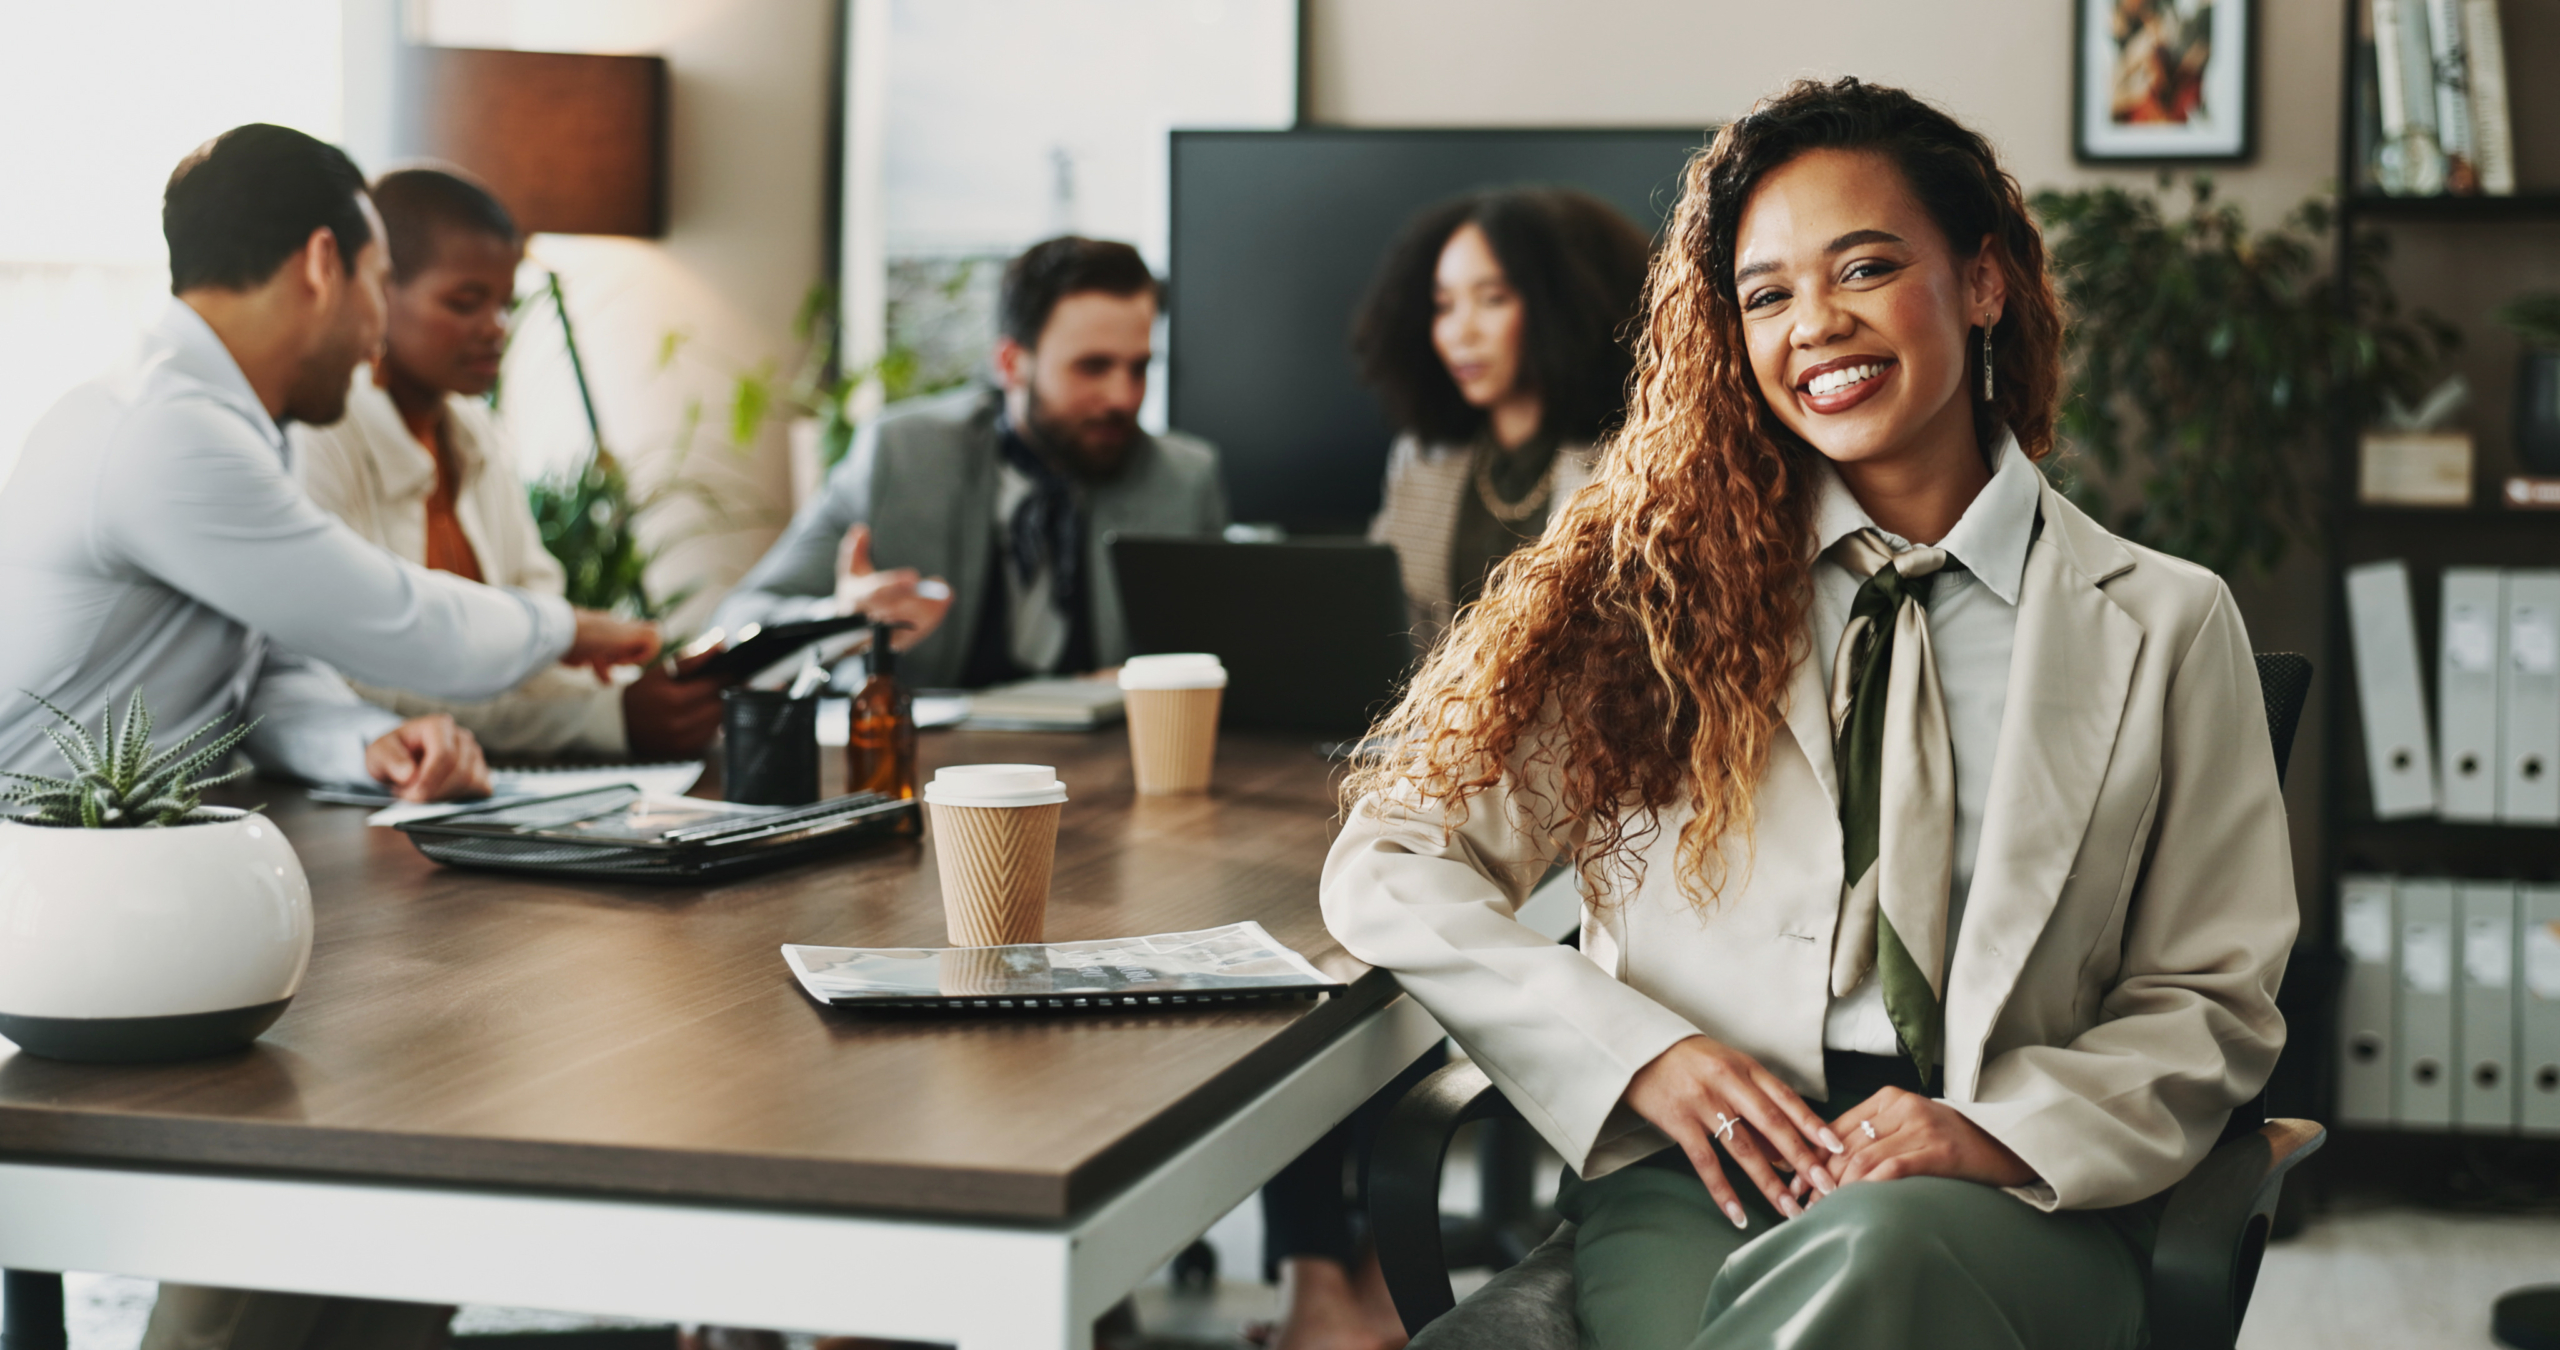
left=923, top=764, right=1067, bottom=946
left=1119, top=653, right=1227, bottom=794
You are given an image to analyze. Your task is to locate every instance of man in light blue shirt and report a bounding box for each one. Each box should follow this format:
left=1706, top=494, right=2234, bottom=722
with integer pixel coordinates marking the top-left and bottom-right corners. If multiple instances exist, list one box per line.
left=0, top=124, right=657, bottom=802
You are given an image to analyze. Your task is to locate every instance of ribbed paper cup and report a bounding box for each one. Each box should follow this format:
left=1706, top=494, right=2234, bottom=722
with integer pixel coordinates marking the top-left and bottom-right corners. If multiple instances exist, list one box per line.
left=923, top=765, right=1068, bottom=946
left=1121, top=655, right=1227, bottom=795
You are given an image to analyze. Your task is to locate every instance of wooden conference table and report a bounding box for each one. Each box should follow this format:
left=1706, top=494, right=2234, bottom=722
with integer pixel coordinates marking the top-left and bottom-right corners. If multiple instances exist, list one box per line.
left=0, top=729, right=1445, bottom=1349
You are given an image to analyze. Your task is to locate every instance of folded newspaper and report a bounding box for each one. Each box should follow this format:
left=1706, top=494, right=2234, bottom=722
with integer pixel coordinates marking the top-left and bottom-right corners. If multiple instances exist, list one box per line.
left=782, top=922, right=1344, bottom=1012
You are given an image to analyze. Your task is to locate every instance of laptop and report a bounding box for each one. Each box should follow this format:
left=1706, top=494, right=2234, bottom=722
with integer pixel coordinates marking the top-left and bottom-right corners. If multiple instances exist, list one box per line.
left=1110, top=535, right=1416, bottom=736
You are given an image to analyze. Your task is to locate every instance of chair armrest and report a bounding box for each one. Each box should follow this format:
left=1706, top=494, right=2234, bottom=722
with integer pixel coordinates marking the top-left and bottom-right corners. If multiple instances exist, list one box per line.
left=2146, top=1118, right=2327, bottom=1350
left=1370, top=1058, right=1519, bottom=1336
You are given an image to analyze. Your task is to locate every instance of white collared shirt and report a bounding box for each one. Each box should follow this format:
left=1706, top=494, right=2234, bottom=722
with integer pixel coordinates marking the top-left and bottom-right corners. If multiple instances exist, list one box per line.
left=0, top=301, right=575, bottom=786
left=1810, top=432, right=2042, bottom=1056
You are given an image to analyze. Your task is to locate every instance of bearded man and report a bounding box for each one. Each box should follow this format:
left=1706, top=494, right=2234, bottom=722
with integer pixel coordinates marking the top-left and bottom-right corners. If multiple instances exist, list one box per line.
left=712, top=235, right=1227, bottom=687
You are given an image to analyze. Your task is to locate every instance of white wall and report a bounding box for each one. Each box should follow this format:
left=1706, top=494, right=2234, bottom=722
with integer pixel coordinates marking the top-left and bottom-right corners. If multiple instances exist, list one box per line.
left=1306, top=0, right=2344, bottom=227
left=419, top=0, right=834, bottom=632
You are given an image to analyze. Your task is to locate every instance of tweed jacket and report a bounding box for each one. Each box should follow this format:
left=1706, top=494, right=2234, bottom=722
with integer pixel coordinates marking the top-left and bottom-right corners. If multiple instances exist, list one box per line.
left=1322, top=476, right=2297, bottom=1212
left=713, top=386, right=1227, bottom=689
left=1368, top=434, right=1596, bottom=646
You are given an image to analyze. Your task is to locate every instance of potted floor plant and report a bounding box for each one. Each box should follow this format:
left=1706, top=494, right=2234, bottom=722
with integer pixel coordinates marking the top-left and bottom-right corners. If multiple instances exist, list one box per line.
left=0, top=691, right=312, bottom=1062
left=2034, top=177, right=2455, bottom=574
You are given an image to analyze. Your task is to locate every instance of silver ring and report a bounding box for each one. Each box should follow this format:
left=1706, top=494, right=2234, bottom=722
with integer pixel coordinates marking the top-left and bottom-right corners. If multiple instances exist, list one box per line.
left=1713, top=1112, right=1739, bottom=1141
left=1860, top=1119, right=1878, bottom=1140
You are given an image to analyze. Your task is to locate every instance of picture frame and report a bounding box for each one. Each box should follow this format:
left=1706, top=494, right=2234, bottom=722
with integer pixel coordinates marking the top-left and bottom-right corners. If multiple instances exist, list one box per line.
left=2073, top=0, right=2257, bottom=163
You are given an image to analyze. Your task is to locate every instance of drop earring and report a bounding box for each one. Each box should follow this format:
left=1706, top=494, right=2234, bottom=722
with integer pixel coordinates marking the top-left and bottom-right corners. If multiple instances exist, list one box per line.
left=1979, top=320, right=1995, bottom=401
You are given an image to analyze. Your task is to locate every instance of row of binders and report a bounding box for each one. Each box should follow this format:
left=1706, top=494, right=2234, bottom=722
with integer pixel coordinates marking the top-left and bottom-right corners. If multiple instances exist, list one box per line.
left=2337, top=874, right=2560, bottom=1132
left=2347, top=561, right=2559, bottom=823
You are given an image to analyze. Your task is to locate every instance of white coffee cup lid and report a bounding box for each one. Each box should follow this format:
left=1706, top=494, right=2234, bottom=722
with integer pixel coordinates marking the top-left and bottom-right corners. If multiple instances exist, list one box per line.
left=923, top=763, right=1068, bottom=807
left=1119, top=653, right=1228, bottom=690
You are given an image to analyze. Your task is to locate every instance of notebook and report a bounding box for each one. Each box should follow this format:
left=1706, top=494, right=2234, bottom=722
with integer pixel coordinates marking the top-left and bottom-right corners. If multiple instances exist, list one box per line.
left=957, top=677, right=1127, bottom=731
left=781, top=922, right=1344, bottom=1012
left=397, top=784, right=916, bottom=881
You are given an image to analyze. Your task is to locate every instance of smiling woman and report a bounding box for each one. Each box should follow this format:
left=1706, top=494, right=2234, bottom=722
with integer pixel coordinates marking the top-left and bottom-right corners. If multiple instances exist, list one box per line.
left=1324, top=77, right=2295, bottom=1350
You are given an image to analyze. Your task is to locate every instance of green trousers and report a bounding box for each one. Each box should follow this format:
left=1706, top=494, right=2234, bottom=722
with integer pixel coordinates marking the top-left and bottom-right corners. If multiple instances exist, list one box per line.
left=1556, top=1053, right=2162, bottom=1350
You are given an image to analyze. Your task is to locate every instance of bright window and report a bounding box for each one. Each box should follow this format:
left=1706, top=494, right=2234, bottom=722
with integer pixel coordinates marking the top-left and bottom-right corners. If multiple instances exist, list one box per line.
left=0, top=0, right=343, bottom=483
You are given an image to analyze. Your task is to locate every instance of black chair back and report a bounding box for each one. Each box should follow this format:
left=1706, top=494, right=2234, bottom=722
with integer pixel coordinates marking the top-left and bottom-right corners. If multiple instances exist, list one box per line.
left=2218, top=653, right=2312, bottom=1147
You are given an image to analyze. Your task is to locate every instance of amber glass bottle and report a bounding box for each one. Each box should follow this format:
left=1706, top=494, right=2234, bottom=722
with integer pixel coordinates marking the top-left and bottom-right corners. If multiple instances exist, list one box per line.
left=845, top=620, right=917, bottom=817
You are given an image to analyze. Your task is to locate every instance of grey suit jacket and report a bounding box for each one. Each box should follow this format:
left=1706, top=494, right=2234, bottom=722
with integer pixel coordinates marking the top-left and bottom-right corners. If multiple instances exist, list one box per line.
left=713, top=386, right=1229, bottom=689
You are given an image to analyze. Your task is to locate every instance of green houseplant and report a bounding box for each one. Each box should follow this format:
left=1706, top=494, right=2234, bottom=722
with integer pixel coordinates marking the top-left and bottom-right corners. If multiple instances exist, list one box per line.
left=2034, top=176, right=2456, bottom=574
left=519, top=271, right=756, bottom=621
left=725, top=280, right=977, bottom=477
left=0, top=690, right=313, bottom=1062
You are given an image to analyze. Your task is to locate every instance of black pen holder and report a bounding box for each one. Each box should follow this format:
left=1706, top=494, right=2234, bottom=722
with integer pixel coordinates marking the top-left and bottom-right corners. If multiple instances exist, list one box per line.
left=721, top=688, right=821, bottom=806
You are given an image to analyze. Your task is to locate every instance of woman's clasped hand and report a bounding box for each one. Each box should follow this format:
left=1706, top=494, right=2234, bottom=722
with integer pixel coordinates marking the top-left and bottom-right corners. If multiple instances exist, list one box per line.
left=1624, top=1034, right=2035, bottom=1229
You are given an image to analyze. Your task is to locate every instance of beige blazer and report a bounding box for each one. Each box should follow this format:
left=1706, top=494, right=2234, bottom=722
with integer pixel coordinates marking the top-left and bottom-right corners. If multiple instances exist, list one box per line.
left=1322, top=476, right=2296, bottom=1212
left=293, top=373, right=627, bottom=755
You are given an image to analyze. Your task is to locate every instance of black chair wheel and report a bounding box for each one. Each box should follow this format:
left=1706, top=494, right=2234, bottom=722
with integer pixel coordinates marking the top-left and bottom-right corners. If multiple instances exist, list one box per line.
left=1171, top=1237, right=1219, bottom=1291
left=2493, top=1285, right=2560, bottom=1349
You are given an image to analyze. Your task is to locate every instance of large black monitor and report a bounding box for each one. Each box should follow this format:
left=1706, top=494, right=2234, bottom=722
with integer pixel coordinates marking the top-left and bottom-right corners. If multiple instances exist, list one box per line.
left=1168, top=127, right=1706, bottom=534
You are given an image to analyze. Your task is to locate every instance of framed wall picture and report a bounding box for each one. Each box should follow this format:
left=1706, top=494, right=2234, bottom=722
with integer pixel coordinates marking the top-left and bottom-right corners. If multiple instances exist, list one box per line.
left=2074, top=0, right=2256, bottom=162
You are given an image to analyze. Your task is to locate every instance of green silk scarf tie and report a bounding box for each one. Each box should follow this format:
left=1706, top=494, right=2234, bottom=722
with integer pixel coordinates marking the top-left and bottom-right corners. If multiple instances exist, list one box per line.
left=1827, top=528, right=1962, bottom=1072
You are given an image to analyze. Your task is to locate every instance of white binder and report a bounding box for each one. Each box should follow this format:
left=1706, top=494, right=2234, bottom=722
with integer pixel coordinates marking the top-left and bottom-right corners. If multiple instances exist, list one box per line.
left=2501, top=570, right=2560, bottom=824
left=2397, top=878, right=2457, bottom=1128
left=2439, top=568, right=2504, bottom=821
left=2347, top=561, right=2439, bottom=818
left=2458, top=881, right=2518, bottom=1131
left=2336, top=874, right=2399, bottom=1127
left=2521, top=885, right=2560, bottom=1135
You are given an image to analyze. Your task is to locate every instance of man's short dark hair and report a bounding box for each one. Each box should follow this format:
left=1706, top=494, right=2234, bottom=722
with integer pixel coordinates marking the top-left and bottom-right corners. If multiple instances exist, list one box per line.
left=371, top=166, right=522, bottom=283
left=163, top=124, right=374, bottom=295
left=997, top=236, right=1161, bottom=347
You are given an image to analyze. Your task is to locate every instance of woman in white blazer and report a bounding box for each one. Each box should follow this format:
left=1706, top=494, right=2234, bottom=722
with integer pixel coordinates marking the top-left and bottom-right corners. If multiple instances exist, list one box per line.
left=1322, top=78, right=2294, bottom=1350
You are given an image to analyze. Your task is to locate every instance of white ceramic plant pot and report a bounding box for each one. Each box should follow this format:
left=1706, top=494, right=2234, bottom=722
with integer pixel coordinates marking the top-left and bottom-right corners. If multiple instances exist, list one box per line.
left=0, top=808, right=313, bottom=1062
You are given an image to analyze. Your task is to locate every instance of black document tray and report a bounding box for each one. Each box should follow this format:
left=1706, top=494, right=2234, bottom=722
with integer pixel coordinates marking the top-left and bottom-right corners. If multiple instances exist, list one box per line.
left=396, top=784, right=916, bottom=881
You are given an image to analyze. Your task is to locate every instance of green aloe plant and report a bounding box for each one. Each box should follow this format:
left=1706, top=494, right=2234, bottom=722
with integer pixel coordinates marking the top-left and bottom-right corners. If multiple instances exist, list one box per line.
left=1, top=691, right=257, bottom=828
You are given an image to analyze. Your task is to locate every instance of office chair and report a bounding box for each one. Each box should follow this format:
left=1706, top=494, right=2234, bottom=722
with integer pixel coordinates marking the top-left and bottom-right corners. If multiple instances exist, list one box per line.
left=1367, top=652, right=2323, bottom=1350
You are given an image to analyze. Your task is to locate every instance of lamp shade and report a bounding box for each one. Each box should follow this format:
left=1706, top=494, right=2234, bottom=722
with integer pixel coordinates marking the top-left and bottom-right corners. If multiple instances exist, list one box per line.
left=399, top=46, right=667, bottom=238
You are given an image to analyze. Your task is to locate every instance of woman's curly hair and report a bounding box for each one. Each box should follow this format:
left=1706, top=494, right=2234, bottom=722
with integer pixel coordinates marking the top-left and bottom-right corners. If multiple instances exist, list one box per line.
left=1350, top=187, right=1654, bottom=446
left=1345, top=78, right=2065, bottom=907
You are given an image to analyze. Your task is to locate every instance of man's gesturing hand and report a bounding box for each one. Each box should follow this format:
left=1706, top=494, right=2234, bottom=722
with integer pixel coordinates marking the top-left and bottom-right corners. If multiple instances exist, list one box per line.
left=1623, top=1035, right=1847, bottom=1228
left=565, top=610, right=661, bottom=681
left=364, top=715, right=490, bottom=803
left=1830, top=1087, right=2036, bottom=1190
left=833, top=525, right=953, bottom=648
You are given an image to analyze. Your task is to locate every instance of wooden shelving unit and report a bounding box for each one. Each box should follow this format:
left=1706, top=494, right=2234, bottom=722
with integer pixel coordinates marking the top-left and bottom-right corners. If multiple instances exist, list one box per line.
left=2343, top=192, right=2560, bottom=223
left=2312, top=0, right=2560, bottom=1133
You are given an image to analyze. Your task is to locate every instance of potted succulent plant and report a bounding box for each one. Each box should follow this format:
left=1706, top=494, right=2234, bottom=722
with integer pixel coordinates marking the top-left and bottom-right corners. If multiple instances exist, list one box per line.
left=2495, top=292, right=2560, bottom=475
left=0, top=691, right=312, bottom=1062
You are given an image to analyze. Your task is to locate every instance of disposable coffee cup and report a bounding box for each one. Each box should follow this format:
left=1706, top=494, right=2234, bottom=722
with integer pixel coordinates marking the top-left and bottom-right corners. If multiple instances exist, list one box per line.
left=1119, top=654, right=1227, bottom=795
left=923, top=764, right=1068, bottom=946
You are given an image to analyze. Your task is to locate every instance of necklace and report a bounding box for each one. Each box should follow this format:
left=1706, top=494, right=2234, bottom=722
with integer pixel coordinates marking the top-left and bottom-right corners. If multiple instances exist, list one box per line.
left=1473, top=441, right=1560, bottom=524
